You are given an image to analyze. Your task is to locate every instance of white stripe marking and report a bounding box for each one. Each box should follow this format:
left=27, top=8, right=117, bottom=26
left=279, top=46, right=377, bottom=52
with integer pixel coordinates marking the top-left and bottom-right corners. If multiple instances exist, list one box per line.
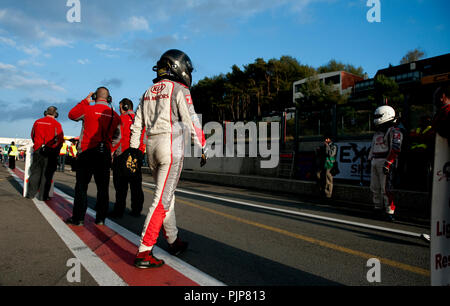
left=8, top=169, right=127, bottom=286
left=15, top=166, right=225, bottom=286
left=55, top=188, right=226, bottom=286
left=142, top=182, right=424, bottom=238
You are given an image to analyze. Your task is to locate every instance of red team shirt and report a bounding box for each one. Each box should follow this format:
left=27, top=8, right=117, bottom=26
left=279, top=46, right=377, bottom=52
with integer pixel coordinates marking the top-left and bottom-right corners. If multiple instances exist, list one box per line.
left=113, top=110, right=146, bottom=155
left=68, top=98, right=121, bottom=153
left=31, top=116, right=64, bottom=152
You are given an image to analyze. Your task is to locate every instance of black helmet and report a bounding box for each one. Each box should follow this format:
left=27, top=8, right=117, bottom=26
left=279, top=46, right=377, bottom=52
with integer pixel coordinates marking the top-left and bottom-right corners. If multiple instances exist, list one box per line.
left=153, top=49, right=194, bottom=88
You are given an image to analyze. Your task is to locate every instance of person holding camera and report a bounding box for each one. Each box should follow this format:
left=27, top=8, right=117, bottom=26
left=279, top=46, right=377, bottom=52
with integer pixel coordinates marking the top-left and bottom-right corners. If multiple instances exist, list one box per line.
left=316, top=135, right=338, bottom=199
left=65, top=87, right=121, bottom=226
left=26, top=106, right=64, bottom=201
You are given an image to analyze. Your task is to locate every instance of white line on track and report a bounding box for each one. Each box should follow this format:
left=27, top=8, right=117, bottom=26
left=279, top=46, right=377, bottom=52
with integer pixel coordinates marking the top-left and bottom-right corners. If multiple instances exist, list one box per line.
left=55, top=189, right=225, bottom=286
left=9, top=168, right=127, bottom=286
left=142, top=182, right=424, bottom=238
left=14, top=167, right=225, bottom=286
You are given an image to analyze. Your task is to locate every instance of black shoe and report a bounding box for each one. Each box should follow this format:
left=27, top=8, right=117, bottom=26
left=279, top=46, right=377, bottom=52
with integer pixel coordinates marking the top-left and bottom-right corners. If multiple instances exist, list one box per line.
left=65, top=217, right=84, bottom=226
left=129, top=211, right=141, bottom=217
left=168, top=238, right=188, bottom=256
left=109, top=211, right=123, bottom=219
left=385, top=214, right=395, bottom=222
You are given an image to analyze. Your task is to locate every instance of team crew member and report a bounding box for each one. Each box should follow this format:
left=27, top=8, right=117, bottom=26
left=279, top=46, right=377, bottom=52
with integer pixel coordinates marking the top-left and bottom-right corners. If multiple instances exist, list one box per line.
left=68, top=140, right=78, bottom=172
left=26, top=106, right=64, bottom=201
left=66, top=87, right=121, bottom=226
left=368, top=105, right=403, bottom=222
left=8, top=141, right=18, bottom=169
left=58, top=141, right=68, bottom=172
left=111, top=98, right=146, bottom=218
left=130, top=49, right=207, bottom=268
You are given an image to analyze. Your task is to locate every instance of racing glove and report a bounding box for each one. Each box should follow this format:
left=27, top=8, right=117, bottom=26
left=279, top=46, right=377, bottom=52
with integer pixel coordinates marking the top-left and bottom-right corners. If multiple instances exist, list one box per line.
left=383, top=160, right=392, bottom=175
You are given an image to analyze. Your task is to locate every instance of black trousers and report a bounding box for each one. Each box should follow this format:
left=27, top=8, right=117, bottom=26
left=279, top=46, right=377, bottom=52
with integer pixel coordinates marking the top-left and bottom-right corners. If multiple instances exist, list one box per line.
left=27, top=149, right=58, bottom=200
left=112, top=153, right=144, bottom=216
left=71, top=148, right=111, bottom=222
left=8, top=156, right=15, bottom=169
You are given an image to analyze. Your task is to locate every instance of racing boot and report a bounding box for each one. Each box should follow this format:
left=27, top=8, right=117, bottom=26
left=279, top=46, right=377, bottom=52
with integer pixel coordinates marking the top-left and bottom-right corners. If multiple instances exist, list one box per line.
left=385, top=213, right=395, bottom=222
left=134, top=250, right=164, bottom=268
left=168, top=238, right=188, bottom=256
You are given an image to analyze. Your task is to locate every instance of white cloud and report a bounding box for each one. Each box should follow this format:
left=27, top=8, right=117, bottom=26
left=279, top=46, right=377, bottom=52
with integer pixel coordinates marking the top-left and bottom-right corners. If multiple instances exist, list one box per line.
left=0, top=62, right=16, bottom=71
left=42, top=36, right=73, bottom=48
left=17, top=59, right=44, bottom=67
left=127, top=16, right=150, bottom=32
left=0, top=61, right=64, bottom=92
left=77, top=59, right=90, bottom=65
left=18, top=45, right=42, bottom=57
left=0, top=36, right=16, bottom=47
left=95, top=44, right=122, bottom=52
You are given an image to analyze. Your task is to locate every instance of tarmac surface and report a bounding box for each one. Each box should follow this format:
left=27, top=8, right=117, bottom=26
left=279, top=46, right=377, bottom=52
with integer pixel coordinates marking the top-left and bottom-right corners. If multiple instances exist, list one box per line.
left=0, top=159, right=433, bottom=291
left=0, top=162, right=97, bottom=286
left=0, top=161, right=222, bottom=287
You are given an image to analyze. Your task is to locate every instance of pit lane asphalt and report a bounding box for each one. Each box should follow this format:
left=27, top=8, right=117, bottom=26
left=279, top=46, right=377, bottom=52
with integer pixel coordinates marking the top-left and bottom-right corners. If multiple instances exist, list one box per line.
left=2, top=160, right=431, bottom=286
left=0, top=162, right=97, bottom=286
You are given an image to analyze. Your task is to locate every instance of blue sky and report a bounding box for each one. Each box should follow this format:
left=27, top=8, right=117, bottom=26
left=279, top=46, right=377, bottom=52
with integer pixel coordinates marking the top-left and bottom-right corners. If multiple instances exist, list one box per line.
left=0, top=0, right=449, bottom=139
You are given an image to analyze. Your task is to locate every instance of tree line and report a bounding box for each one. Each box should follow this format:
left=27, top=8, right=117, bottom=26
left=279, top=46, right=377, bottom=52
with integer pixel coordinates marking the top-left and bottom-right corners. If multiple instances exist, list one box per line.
left=191, top=49, right=425, bottom=124
left=191, top=56, right=364, bottom=124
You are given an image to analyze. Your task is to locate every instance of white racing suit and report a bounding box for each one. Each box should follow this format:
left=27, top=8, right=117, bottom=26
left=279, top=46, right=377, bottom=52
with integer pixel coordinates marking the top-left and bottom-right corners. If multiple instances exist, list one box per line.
left=368, top=126, right=403, bottom=215
left=130, top=79, right=205, bottom=252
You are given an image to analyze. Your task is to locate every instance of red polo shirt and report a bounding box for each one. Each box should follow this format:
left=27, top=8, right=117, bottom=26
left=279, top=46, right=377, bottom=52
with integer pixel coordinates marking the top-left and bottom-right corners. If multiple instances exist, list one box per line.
left=113, top=110, right=146, bottom=155
left=31, top=116, right=64, bottom=152
left=68, top=98, right=121, bottom=153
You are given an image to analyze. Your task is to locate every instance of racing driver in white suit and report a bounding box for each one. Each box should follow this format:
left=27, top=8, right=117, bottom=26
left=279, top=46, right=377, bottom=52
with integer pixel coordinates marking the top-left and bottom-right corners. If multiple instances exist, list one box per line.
left=368, top=105, right=403, bottom=222
left=129, top=49, right=207, bottom=268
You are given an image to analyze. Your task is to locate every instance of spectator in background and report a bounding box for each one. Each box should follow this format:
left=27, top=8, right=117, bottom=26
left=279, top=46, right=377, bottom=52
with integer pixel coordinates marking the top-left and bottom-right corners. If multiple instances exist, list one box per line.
left=67, top=140, right=78, bottom=172
left=8, top=142, right=18, bottom=169
left=58, top=141, right=68, bottom=172
left=3, top=146, right=8, bottom=164
left=316, top=135, right=338, bottom=199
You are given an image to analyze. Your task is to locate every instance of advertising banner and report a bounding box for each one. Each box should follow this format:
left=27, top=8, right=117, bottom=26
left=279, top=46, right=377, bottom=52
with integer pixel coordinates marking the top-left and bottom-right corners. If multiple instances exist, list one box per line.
left=334, top=141, right=372, bottom=182
left=430, top=134, right=450, bottom=286
left=23, top=145, right=54, bottom=198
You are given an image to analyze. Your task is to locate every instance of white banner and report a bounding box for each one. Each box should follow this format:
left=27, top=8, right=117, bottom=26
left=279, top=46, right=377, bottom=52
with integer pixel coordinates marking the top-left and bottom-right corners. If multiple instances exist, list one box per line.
left=430, top=134, right=450, bottom=286
left=23, top=145, right=33, bottom=197
left=334, top=141, right=372, bottom=181
left=22, top=145, right=54, bottom=198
